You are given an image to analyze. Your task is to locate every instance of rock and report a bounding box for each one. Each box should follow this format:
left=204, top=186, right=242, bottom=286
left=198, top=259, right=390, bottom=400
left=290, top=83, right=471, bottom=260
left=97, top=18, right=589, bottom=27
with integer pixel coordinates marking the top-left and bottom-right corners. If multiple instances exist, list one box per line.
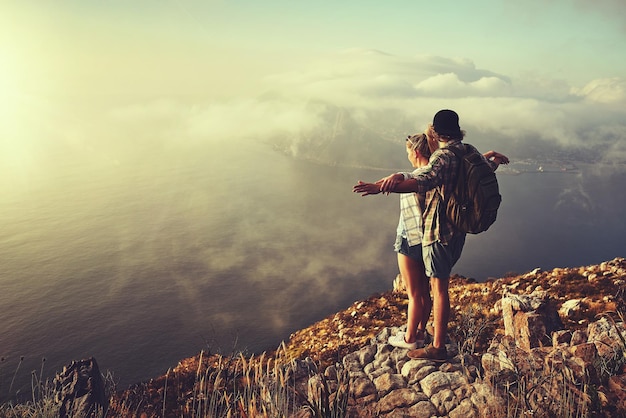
left=608, top=374, right=626, bottom=412
left=401, top=360, right=436, bottom=386
left=376, top=388, right=425, bottom=413
left=481, top=351, right=515, bottom=380
left=369, top=365, right=394, bottom=381
left=453, top=384, right=474, bottom=403
left=503, top=293, right=539, bottom=313
left=406, top=400, right=438, bottom=418
left=372, top=327, right=393, bottom=344
left=357, top=344, right=378, bottom=366
left=587, top=317, right=626, bottom=358
left=383, top=410, right=408, bottom=418
left=372, top=352, right=393, bottom=371
left=419, top=370, right=468, bottom=398
left=569, top=342, right=601, bottom=384
left=373, top=372, right=405, bottom=396
left=570, top=329, right=587, bottom=346
left=53, top=357, right=107, bottom=418
left=570, top=342, right=599, bottom=365
left=559, top=299, right=583, bottom=318
left=514, top=311, right=548, bottom=350
left=309, top=259, right=626, bottom=416
left=448, top=398, right=478, bottom=418
left=430, top=388, right=457, bottom=415
left=351, top=376, right=376, bottom=398
left=470, top=382, right=504, bottom=413
left=501, top=293, right=563, bottom=350
left=552, top=329, right=571, bottom=346
left=393, top=273, right=405, bottom=293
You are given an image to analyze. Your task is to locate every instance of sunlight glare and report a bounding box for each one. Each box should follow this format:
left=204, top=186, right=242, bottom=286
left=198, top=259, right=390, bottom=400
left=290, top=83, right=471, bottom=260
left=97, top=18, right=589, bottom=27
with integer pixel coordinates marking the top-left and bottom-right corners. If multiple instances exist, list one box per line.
left=0, top=53, right=23, bottom=127
left=0, top=51, right=33, bottom=177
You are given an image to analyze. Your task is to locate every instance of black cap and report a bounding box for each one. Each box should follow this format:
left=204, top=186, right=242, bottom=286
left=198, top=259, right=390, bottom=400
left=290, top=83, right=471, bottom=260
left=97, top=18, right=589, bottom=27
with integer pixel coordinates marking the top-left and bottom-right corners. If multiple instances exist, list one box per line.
left=433, top=109, right=462, bottom=138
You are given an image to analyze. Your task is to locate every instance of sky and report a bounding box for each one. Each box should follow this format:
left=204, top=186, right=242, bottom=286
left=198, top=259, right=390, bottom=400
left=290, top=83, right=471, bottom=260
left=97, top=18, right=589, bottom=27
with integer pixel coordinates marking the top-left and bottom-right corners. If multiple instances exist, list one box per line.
left=1, top=0, right=626, bottom=172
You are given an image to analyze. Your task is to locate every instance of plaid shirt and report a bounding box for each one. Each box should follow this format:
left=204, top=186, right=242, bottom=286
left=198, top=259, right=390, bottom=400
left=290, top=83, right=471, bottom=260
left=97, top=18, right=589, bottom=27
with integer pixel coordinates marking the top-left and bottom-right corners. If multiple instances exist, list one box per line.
left=396, top=178, right=425, bottom=246
left=401, top=141, right=498, bottom=246
left=399, top=141, right=466, bottom=246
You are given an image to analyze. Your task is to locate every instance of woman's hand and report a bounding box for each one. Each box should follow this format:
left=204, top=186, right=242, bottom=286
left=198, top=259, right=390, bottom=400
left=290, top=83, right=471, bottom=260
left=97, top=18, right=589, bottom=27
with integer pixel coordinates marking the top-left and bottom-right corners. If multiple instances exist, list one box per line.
left=352, top=181, right=382, bottom=196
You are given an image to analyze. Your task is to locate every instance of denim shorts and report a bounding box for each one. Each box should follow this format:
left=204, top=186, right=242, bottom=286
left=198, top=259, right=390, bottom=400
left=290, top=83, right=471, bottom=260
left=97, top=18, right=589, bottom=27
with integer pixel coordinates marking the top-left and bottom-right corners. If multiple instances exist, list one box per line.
left=394, top=235, right=423, bottom=262
left=422, top=233, right=466, bottom=278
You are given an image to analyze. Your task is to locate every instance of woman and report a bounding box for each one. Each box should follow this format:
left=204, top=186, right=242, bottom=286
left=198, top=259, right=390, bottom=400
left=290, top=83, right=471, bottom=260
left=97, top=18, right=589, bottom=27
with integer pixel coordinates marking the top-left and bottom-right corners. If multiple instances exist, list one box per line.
left=354, top=133, right=433, bottom=349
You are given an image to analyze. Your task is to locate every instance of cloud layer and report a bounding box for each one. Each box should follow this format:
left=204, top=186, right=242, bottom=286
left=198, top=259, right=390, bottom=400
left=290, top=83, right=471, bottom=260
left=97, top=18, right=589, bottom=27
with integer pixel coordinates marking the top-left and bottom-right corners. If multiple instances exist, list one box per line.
left=96, top=50, right=624, bottom=166
left=3, top=50, right=625, bottom=177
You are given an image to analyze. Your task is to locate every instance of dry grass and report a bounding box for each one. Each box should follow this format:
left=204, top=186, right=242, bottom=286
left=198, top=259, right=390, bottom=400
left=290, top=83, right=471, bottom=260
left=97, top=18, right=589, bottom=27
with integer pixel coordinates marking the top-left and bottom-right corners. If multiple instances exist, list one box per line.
left=2, top=259, right=625, bottom=417
left=106, top=342, right=350, bottom=417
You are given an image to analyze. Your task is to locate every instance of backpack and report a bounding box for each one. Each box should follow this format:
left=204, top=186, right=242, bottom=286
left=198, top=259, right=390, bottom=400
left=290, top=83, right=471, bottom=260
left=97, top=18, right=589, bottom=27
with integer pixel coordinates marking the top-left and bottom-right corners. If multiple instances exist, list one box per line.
left=444, top=144, right=501, bottom=234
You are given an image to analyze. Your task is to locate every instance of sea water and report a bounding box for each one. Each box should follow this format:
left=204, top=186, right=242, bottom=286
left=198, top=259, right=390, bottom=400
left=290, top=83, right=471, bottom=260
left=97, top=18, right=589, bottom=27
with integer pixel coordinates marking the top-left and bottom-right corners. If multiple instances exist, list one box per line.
left=0, top=140, right=624, bottom=397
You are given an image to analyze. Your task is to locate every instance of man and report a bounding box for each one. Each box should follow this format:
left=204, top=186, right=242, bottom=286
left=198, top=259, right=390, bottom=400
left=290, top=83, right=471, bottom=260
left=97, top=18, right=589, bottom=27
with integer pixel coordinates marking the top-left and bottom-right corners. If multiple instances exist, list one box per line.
left=354, top=109, right=508, bottom=361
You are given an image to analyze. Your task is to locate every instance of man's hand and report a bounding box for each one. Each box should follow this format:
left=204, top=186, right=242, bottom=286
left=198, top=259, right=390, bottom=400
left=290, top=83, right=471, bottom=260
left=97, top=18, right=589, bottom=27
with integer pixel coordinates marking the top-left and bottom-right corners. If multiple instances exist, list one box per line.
left=352, top=181, right=382, bottom=196
left=379, top=173, right=404, bottom=193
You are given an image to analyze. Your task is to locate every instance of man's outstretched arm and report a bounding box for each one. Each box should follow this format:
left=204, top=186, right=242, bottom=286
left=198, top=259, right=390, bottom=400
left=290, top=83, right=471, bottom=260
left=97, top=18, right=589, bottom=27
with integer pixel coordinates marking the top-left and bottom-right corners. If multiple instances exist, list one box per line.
left=352, top=179, right=419, bottom=196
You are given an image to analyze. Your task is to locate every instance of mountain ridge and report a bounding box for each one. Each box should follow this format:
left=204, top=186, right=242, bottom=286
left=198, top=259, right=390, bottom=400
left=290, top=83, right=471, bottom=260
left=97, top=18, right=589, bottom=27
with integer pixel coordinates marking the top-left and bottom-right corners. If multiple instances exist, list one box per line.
left=109, top=257, right=625, bottom=417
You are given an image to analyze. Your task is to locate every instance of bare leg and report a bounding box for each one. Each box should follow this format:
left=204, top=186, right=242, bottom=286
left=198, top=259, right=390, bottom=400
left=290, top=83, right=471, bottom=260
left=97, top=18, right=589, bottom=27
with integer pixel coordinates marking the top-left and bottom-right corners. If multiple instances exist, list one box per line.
left=430, top=276, right=450, bottom=349
left=397, top=253, right=429, bottom=343
left=418, top=280, right=432, bottom=340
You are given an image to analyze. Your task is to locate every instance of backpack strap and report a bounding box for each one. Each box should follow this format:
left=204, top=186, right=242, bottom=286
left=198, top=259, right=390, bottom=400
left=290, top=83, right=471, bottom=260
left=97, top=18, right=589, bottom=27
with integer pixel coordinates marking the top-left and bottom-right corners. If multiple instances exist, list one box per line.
left=442, top=143, right=466, bottom=186
left=443, top=143, right=466, bottom=160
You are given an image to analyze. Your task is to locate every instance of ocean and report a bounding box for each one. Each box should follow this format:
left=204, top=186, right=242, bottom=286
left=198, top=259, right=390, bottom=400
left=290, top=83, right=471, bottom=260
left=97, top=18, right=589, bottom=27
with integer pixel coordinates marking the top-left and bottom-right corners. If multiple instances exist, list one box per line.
left=1, top=139, right=624, bottom=397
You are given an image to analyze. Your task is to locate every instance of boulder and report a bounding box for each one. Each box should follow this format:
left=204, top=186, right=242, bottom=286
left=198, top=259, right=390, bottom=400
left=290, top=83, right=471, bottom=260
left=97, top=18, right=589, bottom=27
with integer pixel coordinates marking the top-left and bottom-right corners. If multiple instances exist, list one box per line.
left=54, top=357, right=107, bottom=418
left=501, top=293, right=563, bottom=350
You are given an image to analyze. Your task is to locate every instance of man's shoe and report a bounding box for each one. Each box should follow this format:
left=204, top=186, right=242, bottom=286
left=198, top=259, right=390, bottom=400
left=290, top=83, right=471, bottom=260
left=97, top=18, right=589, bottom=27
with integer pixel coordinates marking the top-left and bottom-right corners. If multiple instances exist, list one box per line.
left=388, top=332, right=422, bottom=350
left=407, top=343, right=447, bottom=362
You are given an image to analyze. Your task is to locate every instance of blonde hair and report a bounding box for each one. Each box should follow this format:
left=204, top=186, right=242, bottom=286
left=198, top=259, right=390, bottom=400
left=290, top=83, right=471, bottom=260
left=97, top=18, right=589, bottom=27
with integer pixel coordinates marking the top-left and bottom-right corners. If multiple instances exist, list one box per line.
left=406, top=133, right=432, bottom=160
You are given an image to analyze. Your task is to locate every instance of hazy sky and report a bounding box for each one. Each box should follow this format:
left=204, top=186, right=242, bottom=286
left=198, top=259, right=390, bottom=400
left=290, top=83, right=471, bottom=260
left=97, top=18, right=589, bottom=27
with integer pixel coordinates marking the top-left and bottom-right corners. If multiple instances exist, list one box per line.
left=1, top=0, right=625, bottom=169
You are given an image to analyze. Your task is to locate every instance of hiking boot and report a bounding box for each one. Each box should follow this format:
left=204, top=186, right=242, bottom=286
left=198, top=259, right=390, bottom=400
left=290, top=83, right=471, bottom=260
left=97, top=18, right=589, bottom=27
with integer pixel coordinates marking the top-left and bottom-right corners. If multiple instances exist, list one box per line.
left=407, top=343, right=447, bottom=362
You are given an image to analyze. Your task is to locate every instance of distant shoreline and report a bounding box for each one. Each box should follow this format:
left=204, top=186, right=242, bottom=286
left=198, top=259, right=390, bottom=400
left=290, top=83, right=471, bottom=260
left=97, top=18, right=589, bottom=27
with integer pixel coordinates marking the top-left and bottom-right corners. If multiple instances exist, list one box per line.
left=271, top=141, right=626, bottom=175
left=291, top=155, right=587, bottom=176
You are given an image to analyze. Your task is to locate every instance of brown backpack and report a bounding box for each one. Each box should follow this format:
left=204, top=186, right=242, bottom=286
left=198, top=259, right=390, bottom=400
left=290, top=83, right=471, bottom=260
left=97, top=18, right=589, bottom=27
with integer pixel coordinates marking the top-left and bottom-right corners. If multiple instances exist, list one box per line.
left=445, top=144, right=501, bottom=234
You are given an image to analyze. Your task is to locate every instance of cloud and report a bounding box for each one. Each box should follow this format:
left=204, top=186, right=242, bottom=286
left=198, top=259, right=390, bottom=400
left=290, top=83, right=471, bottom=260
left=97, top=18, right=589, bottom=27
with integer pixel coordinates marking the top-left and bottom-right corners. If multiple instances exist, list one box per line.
left=414, top=73, right=512, bottom=98
left=184, top=99, right=321, bottom=141
left=263, top=50, right=511, bottom=104
left=554, top=182, right=594, bottom=215
left=572, top=77, right=626, bottom=104
left=104, top=98, right=322, bottom=145
left=256, top=52, right=625, bottom=159
left=79, top=50, right=625, bottom=166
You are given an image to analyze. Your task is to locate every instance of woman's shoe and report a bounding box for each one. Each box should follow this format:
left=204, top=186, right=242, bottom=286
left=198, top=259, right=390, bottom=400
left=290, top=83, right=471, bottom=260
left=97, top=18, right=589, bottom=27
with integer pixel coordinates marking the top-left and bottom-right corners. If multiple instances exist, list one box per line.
left=388, top=332, right=423, bottom=350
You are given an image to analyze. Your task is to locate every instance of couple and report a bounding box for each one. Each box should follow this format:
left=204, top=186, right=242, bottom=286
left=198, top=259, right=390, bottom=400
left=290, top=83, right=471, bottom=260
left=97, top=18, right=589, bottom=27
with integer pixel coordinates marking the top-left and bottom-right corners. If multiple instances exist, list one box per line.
left=353, top=109, right=509, bottom=362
